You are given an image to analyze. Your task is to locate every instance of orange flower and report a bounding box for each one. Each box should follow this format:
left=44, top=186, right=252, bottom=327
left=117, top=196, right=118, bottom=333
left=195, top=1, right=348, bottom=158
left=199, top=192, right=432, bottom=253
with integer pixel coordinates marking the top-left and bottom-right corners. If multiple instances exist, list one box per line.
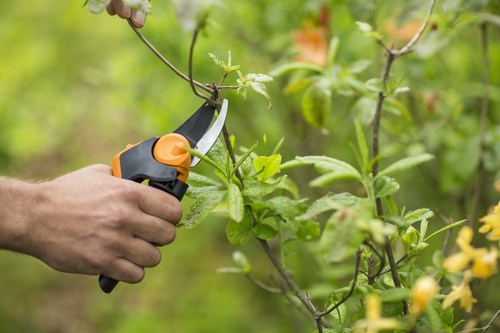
left=292, top=21, right=328, bottom=67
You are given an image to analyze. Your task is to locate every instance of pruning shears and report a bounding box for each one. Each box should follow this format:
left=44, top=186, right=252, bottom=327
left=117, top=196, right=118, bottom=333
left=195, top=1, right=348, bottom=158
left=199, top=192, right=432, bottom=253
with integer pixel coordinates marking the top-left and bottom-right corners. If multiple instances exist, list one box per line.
left=99, top=99, right=228, bottom=294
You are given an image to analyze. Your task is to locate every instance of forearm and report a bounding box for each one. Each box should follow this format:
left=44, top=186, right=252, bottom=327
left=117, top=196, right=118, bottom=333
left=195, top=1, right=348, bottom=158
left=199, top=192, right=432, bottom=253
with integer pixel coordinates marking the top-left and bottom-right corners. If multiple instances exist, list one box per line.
left=0, top=177, right=38, bottom=254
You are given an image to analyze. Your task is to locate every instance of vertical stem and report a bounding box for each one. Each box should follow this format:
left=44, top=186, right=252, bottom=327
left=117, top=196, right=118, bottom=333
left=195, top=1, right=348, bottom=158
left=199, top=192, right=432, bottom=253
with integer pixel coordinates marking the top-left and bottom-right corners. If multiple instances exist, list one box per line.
left=371, top=51, right=408, bottom=315
left=469, top=23, right=489, bottom=226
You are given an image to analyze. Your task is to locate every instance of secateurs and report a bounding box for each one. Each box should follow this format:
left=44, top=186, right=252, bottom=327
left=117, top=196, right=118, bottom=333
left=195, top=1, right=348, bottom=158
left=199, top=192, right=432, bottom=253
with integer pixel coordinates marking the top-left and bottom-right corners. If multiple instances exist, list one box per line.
left=99, top=99, right=228, bottom=293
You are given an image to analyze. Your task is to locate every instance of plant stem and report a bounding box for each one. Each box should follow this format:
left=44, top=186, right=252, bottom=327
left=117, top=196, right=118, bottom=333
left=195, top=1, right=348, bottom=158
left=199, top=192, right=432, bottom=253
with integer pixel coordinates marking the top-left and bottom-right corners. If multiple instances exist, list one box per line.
left=370, top=0, right=437, bottom=318
left=127, top=19, right=213, bottom=96
left=469, top=22, right=489, bottom=227
left=188, top=27, right=211, bottom=102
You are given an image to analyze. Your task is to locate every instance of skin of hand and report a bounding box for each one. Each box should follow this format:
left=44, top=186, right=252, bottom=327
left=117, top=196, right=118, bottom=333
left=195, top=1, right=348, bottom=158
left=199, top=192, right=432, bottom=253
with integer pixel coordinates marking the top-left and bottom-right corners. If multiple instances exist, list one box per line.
left=106, top=0, right=148, bottom=28
left=0, top=165, right=182, bottom=284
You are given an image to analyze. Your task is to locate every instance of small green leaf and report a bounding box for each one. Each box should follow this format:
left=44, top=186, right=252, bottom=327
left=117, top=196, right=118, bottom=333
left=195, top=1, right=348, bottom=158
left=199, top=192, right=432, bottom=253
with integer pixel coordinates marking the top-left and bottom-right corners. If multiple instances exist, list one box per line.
left=232, top=251, right=251, bottom=273
left=403, top=208, right=434, bottom=225
left=326, top=37, right=340, bottom=67
left=226, top=212, right=253, bottom=245
left=356, top=21, right=382, bottom=41
left=228, top=182, right=244, bottom=222
left=209, top=52, right=226, bottom=68
left=253, top=154, right=282, bottom=181
left=402, top=226, right=419, bottom=252
left=253, top=223, right=278, bottom=240
left=374, top=175, right=400, bottom=198
left=424, top=219, right=466, bottom=242
left=378, top=153, right=434, bottom=177
left=354, top=120, right=369, bottom=173
left=301, top=79, right=331, bottom=128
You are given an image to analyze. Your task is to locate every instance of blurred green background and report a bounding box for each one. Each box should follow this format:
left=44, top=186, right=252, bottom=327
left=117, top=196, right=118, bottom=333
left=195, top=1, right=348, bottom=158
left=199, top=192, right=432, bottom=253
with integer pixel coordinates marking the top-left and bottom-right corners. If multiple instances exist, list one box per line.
left=0, top=0, right=499, bottom=332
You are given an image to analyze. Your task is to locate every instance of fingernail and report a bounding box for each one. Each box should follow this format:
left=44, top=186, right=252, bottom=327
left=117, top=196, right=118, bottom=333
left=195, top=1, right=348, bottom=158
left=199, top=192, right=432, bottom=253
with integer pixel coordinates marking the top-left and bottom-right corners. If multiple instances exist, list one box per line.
left=132, top=10, right=146, bottom=28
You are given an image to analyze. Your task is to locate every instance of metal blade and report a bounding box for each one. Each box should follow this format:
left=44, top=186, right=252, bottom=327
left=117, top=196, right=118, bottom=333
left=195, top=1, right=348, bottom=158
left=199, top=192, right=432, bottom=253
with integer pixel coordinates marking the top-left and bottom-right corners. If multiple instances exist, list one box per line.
left=191, top=99, right=228, bottom=167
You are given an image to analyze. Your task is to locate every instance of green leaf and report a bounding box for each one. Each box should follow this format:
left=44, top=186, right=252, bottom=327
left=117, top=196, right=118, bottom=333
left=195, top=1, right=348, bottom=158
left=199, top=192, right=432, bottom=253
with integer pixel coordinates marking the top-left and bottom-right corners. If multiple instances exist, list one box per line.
left=187, top=171, right=221, bottom=187
left=209, top=52, right=226, bottom=68
left=301, top=79, right=331, bottom=128
left=380, top=288, right=411, bottom=302
left=378, top=153, right=434, bottom=177
left=298, top=192, right=358, bottom=220
left=269, top=62, right=324, bottom=77
left=232, top=251, right=251, bottom=273
left=226, top=212, right=253, bottom=245
left=374, top=175, right=400, bottom=198
left=228, top=182, right=244, bottom=222
left=295, top=156, right=362, bottom=185
left=266, top=196, right=308, bottom=223
left=296, top=219, right=320, bottom=242
left=253, top=154, right=282, bottom=181
left=354, top=120, right=369, bottom=173
left=241, top=176, right=287, bottom=198
left=326, top=36, right=340, bottom=68
left=365, top=78, right=385, bottom=93
left=424, top=219, right=466, bottom=242
left=232, top=141, right=258, bottom=174
left=402, top=226, right=419, bottom=252
left=403, top=208, right=434, bottom=225
left=253, top=223, right=278, bottom=240
left=181, top=190, right=225, bottom=229
left=356, top=21, right=382, bottom=41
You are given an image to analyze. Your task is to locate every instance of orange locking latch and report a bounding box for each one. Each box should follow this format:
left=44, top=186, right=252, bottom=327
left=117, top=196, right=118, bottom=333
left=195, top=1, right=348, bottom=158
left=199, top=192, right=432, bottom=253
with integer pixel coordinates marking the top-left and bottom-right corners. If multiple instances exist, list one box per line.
left=153, top=133, right=191, bottom=182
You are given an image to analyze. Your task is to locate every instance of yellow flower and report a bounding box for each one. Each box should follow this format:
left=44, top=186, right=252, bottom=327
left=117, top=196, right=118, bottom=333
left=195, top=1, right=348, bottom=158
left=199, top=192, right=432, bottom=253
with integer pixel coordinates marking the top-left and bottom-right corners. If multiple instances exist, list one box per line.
left=472, top=247, right=498, bottom=279
left=443, top=226, right=498, bottom=279
left=442, top=271, right=477, bottom=313
left=353, top=294, right=401, bottom=333
left=410, top=276, right=439, bottom=316
left=443, top=227, right=476, bottom=273
left=479, top=201, right=500, bottom=240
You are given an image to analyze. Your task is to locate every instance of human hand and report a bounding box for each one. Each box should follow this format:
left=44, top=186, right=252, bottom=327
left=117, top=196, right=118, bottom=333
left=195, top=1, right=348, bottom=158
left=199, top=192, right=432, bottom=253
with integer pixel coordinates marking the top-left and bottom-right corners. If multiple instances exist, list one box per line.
left=25, top=165, right=182, bottom=284
left=106, top=0, right=149, bottom=28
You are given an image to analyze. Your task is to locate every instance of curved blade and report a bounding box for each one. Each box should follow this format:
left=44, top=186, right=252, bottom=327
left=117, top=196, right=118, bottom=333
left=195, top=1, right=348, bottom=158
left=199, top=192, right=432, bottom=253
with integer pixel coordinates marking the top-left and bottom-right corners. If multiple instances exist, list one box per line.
left=191, top=99, right=228, bottom=167
left=173, top=102, right=216, bottom=148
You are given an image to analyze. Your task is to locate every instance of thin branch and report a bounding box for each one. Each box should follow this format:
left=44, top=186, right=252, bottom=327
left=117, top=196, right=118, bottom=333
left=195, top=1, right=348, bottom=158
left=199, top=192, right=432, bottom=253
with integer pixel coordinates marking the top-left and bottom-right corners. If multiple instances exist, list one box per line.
left=319, top=250, right=362, bottom=317
left=188, top=27, right=211, bottom=102
left=481, top=308, right=500, bottom=333
left=127, top=19, right=213, bottom=95
left=365, top=241, right=386, bottom=284
left=468, top=22, right=490, bottom=226
left=393, top=0, right=437, bottom=57
left=245, top=273, right=282, bottom=294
